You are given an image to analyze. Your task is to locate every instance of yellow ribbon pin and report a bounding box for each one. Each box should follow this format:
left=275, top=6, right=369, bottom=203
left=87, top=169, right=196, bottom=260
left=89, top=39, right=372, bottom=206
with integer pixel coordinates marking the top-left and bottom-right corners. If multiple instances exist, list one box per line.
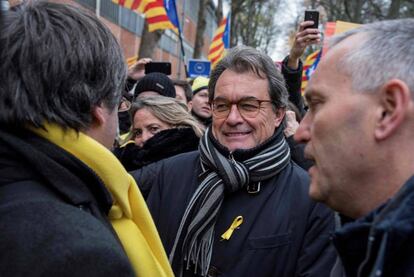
left=221, top=216, right=243, bottom=241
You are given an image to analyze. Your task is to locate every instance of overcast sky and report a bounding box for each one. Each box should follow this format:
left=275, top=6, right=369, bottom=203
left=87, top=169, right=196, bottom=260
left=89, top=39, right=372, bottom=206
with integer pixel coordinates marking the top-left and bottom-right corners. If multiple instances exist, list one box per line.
left=271, top=0, right=301, bottom=61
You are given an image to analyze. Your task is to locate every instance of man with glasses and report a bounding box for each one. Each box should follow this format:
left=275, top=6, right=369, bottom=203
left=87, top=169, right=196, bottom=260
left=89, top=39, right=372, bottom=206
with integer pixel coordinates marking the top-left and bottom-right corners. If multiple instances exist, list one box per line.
left=132, top=45, right=335, bottom=277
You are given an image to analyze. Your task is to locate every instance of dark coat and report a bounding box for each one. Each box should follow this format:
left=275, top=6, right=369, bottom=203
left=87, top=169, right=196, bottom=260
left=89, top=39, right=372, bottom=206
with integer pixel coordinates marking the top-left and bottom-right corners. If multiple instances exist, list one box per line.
left=286, top=136, right=313, bottom=171
left=0, top=128, right=134, bottom=277
left=114, top=127, right=200, bottom=172
left=281, top=56, right=313, bottom=170
left=332, top=175, right=414, bottom=277
left=132, top=151, right=336, bottom=277
left=281, top=55, right=306, bottom=117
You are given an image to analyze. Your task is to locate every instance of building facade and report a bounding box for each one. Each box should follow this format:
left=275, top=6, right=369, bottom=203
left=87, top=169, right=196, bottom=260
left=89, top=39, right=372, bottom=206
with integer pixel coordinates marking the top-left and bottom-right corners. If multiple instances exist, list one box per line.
left=69, top=0, right=218, bottom=78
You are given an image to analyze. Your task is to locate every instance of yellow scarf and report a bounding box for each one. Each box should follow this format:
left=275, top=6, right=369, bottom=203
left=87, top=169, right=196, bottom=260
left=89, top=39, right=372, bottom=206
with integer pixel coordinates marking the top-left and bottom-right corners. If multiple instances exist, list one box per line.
left=33, top=123, right=173, bottom=277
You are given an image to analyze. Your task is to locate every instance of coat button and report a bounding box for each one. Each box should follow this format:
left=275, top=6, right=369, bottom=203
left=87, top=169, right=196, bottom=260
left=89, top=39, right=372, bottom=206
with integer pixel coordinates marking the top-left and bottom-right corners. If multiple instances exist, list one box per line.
left=207, top=266, right=221, bottom=277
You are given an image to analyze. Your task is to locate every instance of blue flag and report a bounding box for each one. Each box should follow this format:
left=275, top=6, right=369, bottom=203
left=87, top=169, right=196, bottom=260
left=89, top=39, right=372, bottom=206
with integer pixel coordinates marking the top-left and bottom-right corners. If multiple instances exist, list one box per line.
left=164, top=0, right=181, bottom=32
left=222, top=14, right=230, bottom=48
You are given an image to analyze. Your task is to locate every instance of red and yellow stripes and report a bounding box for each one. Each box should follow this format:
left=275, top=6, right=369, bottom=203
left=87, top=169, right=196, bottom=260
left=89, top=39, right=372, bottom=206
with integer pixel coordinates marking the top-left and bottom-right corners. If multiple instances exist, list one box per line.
left=112, top=0, right=153, bottom=13
left=144, top=0, right=177, bottom=32
left=112, top=0, right=177, bottom=32
left=208, top=17, right=228, bottom=67
left=301, top=50, right=322, bottom=95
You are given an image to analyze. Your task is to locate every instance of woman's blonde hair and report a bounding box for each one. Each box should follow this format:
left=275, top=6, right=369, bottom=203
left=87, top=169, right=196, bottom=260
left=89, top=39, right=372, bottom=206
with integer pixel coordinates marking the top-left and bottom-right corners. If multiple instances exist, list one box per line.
left=128, top=96, right=205, bottom=139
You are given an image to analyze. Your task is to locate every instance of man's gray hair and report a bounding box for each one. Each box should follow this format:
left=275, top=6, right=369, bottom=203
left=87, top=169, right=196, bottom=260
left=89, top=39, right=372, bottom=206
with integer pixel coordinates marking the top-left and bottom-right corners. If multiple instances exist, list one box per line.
left=329, top=18, right=414, bottom=97
left=0, top=1, right=126, bottom=131
left=208, top=45, right=289, bottom=109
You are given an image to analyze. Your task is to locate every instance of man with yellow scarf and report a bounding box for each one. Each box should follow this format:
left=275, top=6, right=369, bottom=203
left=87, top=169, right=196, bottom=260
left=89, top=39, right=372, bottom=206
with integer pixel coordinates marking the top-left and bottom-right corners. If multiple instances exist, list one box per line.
left=0, top=1, right=172, bottom=276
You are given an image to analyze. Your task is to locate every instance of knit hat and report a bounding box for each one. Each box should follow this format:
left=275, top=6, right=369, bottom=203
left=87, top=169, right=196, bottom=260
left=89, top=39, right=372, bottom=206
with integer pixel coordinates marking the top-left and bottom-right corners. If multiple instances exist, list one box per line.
left=191, top=76, right=209, bottom=95
left=134, top=72, right=176, bottom=98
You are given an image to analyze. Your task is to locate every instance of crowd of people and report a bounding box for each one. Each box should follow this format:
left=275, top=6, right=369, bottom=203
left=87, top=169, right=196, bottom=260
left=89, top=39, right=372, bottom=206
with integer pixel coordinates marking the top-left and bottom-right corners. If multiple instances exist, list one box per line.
left=1, top=1, right=414, bottom=277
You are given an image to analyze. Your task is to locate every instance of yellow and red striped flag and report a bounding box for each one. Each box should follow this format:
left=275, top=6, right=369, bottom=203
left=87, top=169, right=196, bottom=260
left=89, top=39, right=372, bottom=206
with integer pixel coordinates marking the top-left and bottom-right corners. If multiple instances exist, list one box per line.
left=112, top=0, right=152, bottom=13
left=112, top=0, right=180, bottom=33
left=301, top=49, right=322, bottom=95
left=208, top=15, right=230, bottom=68
left=144, top=0, right=177, bottom=32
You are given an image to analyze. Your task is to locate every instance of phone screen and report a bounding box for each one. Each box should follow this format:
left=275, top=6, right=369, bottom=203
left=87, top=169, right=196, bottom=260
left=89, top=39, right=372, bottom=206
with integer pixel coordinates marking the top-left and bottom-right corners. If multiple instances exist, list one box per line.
left=144, top=62, right=172, bottom=75
left=304, top=10, right=319, bottom=29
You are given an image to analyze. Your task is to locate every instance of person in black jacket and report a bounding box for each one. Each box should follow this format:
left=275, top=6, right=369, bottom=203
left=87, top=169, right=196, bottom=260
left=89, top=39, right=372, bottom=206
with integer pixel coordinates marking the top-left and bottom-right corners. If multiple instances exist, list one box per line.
left=294, top=19, right=414, bottom=277
left=0, top=2, right=173, bottom=276
left=281, top=20, right=321, bottom=170
left=132, top=45, right=336, bottom=277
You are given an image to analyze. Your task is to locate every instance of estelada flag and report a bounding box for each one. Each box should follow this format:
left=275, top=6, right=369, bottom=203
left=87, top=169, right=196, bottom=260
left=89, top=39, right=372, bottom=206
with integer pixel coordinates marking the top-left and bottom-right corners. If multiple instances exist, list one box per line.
left=301, top=49, right=322, bottom=95
left=208, top=15, right=230, bottom=68
left=112, top=0, right=180, bottom=33
left=112, top=0, right=151, bottom=13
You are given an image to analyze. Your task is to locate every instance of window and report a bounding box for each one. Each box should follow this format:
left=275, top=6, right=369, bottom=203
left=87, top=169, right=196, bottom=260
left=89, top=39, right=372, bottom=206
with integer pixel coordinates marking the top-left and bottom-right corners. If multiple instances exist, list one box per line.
left=119, top=7, right=145, bottom=34
left=159, top=30, right=178, bottom=55
left=74, top=0, right=96, bottom=10
left=185, top=0, right=199, bottom=22
left=100, top=0, right=119, bottom=24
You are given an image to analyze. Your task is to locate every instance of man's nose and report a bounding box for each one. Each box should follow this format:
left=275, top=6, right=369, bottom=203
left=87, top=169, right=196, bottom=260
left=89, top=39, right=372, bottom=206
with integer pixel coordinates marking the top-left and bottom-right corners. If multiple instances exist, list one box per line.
left=225, top=104, right=244, bottom=125
left=294, top=113, right=311, bottom=143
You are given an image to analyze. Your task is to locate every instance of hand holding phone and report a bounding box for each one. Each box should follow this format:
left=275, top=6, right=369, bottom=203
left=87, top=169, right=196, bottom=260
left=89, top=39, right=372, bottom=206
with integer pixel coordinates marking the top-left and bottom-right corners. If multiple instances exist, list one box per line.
left=304, top=10, right=319, bottom=29
left=144, top=62, right=172, bottom=75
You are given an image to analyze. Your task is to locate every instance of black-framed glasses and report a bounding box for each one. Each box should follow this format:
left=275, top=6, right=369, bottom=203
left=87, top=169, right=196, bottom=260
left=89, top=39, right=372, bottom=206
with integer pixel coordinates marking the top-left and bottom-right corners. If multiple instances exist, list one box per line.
left=211, top=98, right=274, bottom=119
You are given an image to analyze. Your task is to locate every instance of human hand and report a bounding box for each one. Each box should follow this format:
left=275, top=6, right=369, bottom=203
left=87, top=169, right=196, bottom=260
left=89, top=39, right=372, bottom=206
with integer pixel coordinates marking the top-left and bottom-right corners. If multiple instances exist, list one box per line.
left=284, top=110, right=300, bottom=137
left=288, top=21, right=321, bottom=69
left=127, top=57, right=152, bottom=80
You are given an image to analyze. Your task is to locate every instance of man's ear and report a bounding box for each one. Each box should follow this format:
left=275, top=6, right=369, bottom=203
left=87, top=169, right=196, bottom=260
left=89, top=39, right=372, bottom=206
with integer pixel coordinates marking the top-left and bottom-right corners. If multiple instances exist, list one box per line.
left=90, top=105, right=106, bottom=128
left=188, top=100, right=193, bottom=111
left=274, top=108, right=286, bottom=128
left=375, top=79, right=411, bottom=140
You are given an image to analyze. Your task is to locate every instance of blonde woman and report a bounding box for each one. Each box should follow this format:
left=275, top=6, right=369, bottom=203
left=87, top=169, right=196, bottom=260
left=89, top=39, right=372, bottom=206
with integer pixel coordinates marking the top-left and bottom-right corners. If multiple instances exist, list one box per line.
left=115, top=96, right=204, bottom=173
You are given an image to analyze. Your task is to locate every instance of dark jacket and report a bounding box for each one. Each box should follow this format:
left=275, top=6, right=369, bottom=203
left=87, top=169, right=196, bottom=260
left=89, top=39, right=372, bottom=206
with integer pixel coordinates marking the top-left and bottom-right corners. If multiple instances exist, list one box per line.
left=286, top=136, right=313, bottom=171
left=0, top=128, right=134, bottom=276
left=332, top=175, right=414, bottom=277
left=114, top=127, right=200, bottom=172
left=281, top=55, right=306, bottom=117
left=281, top=56, right=313, bottom=171
left=132, top=151, right=336, bottom=277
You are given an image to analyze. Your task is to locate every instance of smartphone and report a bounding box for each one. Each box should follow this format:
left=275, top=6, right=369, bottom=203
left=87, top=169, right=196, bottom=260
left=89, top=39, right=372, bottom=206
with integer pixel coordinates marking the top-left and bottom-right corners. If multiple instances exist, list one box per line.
left=144, top=62, right=172, bottom=75
left=304, top=10, right=319, bottom=29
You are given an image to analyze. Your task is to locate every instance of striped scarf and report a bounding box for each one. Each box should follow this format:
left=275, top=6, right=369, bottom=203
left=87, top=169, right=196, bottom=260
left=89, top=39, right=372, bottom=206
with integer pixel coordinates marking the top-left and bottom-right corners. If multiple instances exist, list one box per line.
left=169, top=126, right=291, bottom=276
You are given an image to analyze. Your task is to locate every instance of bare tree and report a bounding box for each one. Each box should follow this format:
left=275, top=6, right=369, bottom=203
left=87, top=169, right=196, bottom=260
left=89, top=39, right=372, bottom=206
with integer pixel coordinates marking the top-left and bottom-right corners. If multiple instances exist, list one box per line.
left=230, top=0, right=282, bottom=53
left=313, top=0, right=413, bottom=23
left=138, top=21, right=164, bottom=59
left=215, top=0, right=223, bottom=24
left=193, top=0, right=208, bottom=59
left=387, top=0, right=402, bottom=18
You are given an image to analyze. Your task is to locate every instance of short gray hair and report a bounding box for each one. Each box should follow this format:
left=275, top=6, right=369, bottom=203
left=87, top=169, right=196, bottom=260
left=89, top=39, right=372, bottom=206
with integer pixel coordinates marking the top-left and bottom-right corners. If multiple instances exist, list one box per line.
left=208, top=45, right=289, bottom=109
left=329, top=18, right=414, bottom=97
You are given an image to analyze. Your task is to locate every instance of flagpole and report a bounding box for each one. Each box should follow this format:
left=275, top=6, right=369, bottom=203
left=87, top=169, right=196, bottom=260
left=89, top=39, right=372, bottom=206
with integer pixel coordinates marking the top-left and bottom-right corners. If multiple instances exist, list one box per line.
left=227, top=11, right=231, bottom=47
left=96, top=0, right=101, bottom=17
left=177, top=0, right=188, bottom=79
left=178, top=31, right=189, bottom=78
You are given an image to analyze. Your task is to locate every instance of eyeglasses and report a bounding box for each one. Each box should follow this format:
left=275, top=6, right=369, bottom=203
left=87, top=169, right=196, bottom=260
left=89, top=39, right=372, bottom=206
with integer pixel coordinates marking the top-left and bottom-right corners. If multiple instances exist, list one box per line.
left=211, top=98, right=274, bottom=119
left=118, top=97, right=131, bottom=112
